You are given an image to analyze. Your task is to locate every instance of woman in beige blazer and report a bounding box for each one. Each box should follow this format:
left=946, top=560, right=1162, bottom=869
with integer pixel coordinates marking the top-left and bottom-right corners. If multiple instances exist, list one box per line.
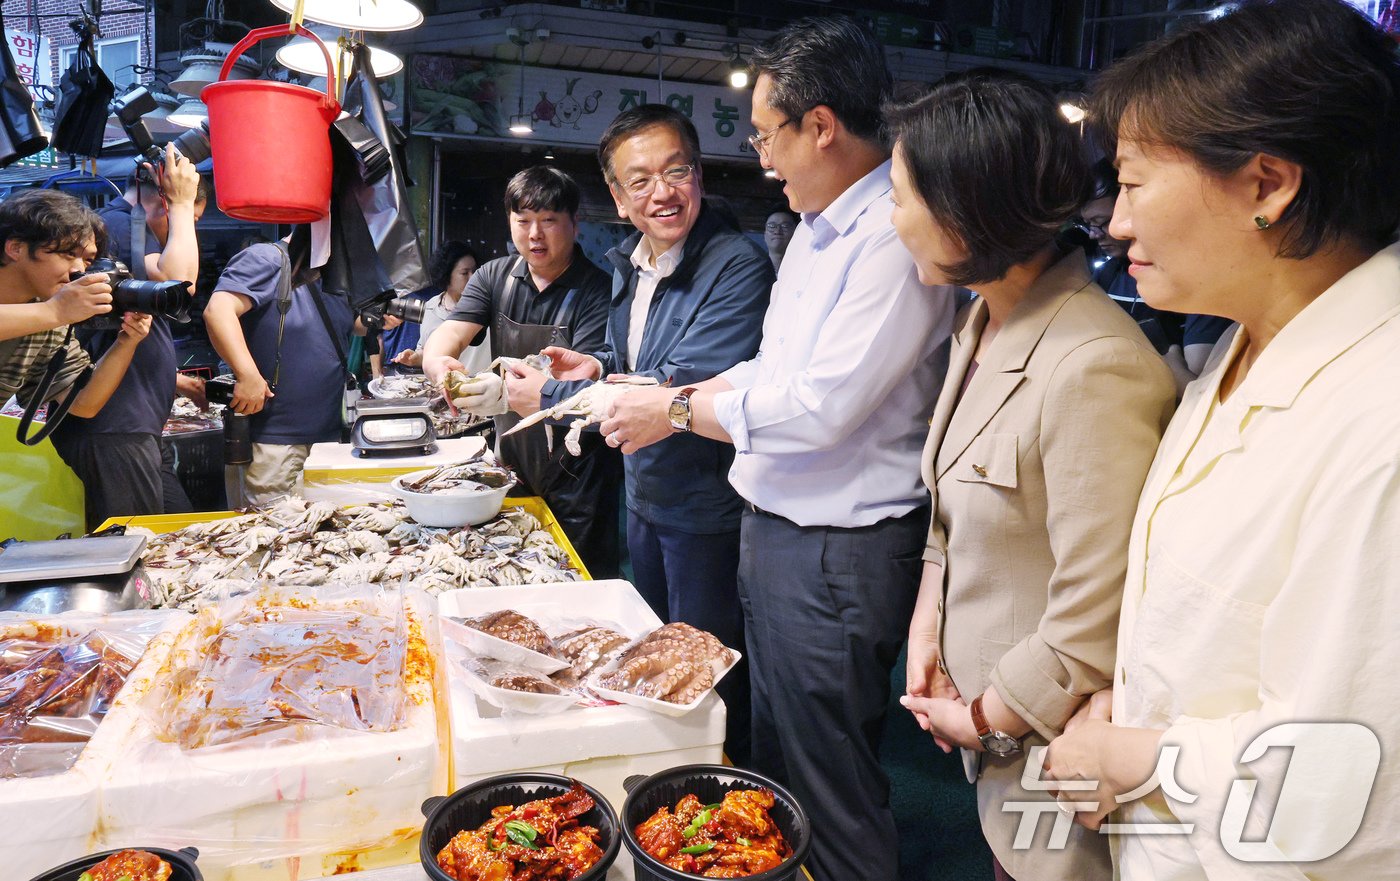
left=887, top=72, right=1176, bottom=879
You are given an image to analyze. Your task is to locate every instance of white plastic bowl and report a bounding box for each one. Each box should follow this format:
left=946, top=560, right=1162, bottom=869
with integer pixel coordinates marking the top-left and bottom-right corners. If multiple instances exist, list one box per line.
left=392, top=469, right=516, bottom=527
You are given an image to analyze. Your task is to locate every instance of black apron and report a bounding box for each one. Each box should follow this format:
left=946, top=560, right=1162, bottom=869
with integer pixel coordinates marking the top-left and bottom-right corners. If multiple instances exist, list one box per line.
left=492, top=258, right=576, bottom=486
left=490, top=259, right=622, bottom=578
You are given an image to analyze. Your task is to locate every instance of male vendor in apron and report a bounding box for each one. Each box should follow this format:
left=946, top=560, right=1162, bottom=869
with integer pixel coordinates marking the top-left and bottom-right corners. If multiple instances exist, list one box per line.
left=422, top=166, right=619, bottom=577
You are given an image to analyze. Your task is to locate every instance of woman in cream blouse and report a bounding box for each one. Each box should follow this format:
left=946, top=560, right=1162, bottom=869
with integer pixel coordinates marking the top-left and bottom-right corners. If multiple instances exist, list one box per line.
left=888, top=72, right=1176, bottom=879
left=1045, top=2, right=1400, bottom=878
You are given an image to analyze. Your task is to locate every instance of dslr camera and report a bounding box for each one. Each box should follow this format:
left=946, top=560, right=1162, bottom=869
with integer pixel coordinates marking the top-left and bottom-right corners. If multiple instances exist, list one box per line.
left=204, top=376, right=253, bottom=466
left=73, top=258, right=192, bottom=330
left=109, top=86, right=212, bottom=176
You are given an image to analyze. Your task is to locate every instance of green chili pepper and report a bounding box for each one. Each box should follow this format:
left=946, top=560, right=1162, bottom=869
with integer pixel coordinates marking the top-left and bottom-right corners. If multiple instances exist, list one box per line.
left=680, top=841, right=716, bottom=855
left=737, top=837, right=751, bottom=847
left=78, top=874, right=93, bottom=881
left=505, top=819, right=541, bottom=850
left=705, top=803, right=722, bottom=812
left=117, top=875, right=134, bottom=881
left=488, top=836, right=506, bottom=852
left=682, top=825, right=698, bottom=840
left=505, top=819, right=539, bottom=841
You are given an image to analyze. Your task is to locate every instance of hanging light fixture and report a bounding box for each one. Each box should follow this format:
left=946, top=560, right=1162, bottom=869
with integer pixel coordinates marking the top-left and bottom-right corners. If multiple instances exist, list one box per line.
left=168, top=96, right=210, bottom=128
left=171, top=43, right=260, bottom=96
left=276, top=28, right=404, bottom=79
left=507, top=28, right=533, bottom=135
left=725, top=45, right=749, bottom=89
left=268, top=0, right=423, bottom=32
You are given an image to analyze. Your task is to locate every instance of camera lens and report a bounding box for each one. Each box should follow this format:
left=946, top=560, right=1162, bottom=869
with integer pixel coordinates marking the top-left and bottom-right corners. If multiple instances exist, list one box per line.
left=110, top=278, right=193, bottom=323
left=171, top=121, right=211, bottom=165
left=223, top=412, right=252, bottom=465
left=385, top=296, right=426, bottom=324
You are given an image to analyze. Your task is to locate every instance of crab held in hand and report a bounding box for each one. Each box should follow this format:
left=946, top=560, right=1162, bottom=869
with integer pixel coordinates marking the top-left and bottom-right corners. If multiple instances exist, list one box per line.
left=499, top=375, right=661, bottom=456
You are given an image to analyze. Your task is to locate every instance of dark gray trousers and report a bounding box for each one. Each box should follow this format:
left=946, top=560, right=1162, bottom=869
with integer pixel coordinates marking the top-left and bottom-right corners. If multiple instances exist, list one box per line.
left=737, top=504, right=928, bottom=881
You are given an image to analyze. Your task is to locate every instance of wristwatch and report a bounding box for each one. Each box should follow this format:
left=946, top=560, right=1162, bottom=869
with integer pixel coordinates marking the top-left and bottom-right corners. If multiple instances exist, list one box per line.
left=668, top=387, right=697, bottom=432
left=970, top=693, right=1022, bottom=757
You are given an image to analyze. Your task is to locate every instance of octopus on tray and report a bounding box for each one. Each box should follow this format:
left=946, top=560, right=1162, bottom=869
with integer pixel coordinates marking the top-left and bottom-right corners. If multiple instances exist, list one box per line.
left=592, top=623, right=733, bottom=705
left=463, top=610, right=558, bottom=657
left=82, top=849, right=173, bottom=881
left=635, top=789, right=791, bottom=878
left=436, top=783, right=604, bottom=881
left=554, top=626, right=630, bottom=679
left=466, top=657, right=565, bottom=695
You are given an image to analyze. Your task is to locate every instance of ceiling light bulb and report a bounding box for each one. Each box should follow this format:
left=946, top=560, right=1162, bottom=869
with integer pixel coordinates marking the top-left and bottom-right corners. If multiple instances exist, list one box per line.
left=764, top=169, right=778, bottom=179
left=728, top=67, right=749, bottom=89
left=1059, top=102, right=1086, bottom=123
left=509, top=114, right=533, bottom=135
left=268, top=0, right=423, bottom=31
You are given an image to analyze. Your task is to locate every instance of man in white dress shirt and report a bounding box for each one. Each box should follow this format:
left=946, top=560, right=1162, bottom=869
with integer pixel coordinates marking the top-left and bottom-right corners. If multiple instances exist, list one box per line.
left=601, top=17, right=957, bottom=880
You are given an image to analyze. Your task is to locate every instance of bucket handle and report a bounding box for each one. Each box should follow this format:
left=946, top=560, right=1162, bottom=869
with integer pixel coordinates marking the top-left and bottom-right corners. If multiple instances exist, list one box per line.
left=219, top=25, right=337, bottom=110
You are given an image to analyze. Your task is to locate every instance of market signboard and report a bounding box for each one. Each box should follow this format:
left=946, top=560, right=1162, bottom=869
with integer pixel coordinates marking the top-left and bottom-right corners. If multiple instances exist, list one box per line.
left=408, top=54, right=757, bottom=159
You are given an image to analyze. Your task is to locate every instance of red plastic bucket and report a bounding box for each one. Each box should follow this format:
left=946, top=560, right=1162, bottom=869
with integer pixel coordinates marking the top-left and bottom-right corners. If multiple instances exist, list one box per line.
left=204, top=25, right=340, bottom=223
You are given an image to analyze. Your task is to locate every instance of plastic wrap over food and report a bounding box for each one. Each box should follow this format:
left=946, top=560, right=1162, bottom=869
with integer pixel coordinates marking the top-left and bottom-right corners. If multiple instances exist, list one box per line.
left=93, top=584, right=447, bottom=878
left=0, top=614, right=171, bottom=778
left=157, top=585, right=412, bottom=750
left=0, top=610, right=187, bottom=881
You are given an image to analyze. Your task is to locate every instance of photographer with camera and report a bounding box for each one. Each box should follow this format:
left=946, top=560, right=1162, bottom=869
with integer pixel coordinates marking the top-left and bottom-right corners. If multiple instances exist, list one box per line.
left=0, top=189, right=152, bottom=444
left=204, top=235, right=363, bottom=508
left=49, top=144, right=207, bottom=530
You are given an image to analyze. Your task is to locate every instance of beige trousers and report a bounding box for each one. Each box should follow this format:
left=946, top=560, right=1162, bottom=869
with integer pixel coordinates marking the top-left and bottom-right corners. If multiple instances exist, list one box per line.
left=225, top=442, right=311, bottom=509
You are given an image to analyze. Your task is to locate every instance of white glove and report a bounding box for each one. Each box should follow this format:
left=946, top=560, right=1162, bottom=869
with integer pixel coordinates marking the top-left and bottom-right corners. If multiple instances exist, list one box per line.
left=451, top=372, right=509, bottom=417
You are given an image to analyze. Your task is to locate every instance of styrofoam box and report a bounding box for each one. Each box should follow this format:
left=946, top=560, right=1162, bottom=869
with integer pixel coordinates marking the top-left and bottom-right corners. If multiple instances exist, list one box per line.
left=0, top=610, right=188, bottom=881
left=437, top=581, right=727, bottom=809
left=91, top=590, right=449, bottom=881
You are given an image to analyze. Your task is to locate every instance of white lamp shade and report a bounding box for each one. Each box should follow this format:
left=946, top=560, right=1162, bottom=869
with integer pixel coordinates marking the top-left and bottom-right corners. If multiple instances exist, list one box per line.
left=168, top=97, right=209, bottom=128
left=171, top=46, right=261, bottom=97
left=267, top=0, right=423, bottom=32
left=276, top=39, right=403, bottom=79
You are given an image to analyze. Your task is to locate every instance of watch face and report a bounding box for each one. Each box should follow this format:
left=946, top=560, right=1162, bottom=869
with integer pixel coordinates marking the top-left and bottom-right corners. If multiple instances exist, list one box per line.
left=982, top=732, right=1022, bottom=757
left=668, top=402, right=686, bottom=424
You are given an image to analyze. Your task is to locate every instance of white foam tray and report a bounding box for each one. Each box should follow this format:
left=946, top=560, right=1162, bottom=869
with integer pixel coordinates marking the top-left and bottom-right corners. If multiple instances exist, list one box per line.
left=0, top=609, right=188, bottom=881
left=437, top=582, right=726, bottom=809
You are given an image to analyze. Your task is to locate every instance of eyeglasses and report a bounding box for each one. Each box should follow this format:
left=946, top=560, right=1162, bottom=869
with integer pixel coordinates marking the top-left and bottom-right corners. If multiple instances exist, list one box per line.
left=1081, top=219, right=1111, bottom=235
left=747, top=118, right=794, bottom=157
left=618, top=164, right=696, bottom=199
left=764, top=222, right=795, bottom=234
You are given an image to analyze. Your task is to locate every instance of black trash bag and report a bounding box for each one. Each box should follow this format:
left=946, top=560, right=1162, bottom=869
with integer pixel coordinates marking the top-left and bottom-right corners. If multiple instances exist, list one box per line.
left=341, top=43, right=428, bottom=296
left=0, top=11, right=49, bottom=167
left=331, top=114, right=391, bottom=186
left=50, top=26, right=113, bottom=158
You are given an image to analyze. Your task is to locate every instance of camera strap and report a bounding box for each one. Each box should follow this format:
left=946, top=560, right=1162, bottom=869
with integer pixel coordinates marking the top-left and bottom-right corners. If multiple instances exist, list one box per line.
left=270, top=242, right=294, bottom=389
left=129, top=195, right=149, bottom=281
left=16, top=326, right=94, bottom=445
left=269, top=242, right=354, bottom=389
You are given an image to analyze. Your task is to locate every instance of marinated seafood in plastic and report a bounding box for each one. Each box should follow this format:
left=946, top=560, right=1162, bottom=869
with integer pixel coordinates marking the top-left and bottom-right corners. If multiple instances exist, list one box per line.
left=0, top=629, right=139, bottom=778
left=436, top=783, right=603, bottom=881
left=635, top=789, right=790, bottom=877
left=163, top=608, right=409, bottom=749
left=464, top=657, right=565, bottom=695
left=462, top=610, right=557, bottom=657
left=82, top=849, right=173, bottom=881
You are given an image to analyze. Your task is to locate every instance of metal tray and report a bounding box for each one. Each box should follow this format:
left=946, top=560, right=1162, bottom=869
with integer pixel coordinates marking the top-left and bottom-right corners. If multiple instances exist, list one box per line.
left=0, top=535, right=148, bottom=584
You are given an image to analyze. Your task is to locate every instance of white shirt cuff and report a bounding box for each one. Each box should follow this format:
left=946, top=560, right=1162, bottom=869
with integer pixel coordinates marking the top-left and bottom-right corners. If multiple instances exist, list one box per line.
left=713, top=387, right=751, bottom=453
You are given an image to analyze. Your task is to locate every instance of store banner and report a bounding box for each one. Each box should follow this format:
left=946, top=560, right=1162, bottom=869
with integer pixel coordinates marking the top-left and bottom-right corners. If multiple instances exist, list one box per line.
left=408, top=53, right=757, bottom=159
left=3, top=29, right=52, bottom=101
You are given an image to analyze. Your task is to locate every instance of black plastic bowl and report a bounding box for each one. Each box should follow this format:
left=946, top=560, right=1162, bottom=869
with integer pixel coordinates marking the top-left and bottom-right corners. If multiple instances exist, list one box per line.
left=28, top=846, right=202, bottom=881
left=621, top=764, right=811, bottom=881
left=419, top=773, right=620, bottom=881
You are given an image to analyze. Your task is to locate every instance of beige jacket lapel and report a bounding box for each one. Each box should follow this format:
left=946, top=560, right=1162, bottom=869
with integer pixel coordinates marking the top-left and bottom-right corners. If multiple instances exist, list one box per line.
left=934, top=254, right=1090, bottom=479
left=921, top=300, right=984, bottom=493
